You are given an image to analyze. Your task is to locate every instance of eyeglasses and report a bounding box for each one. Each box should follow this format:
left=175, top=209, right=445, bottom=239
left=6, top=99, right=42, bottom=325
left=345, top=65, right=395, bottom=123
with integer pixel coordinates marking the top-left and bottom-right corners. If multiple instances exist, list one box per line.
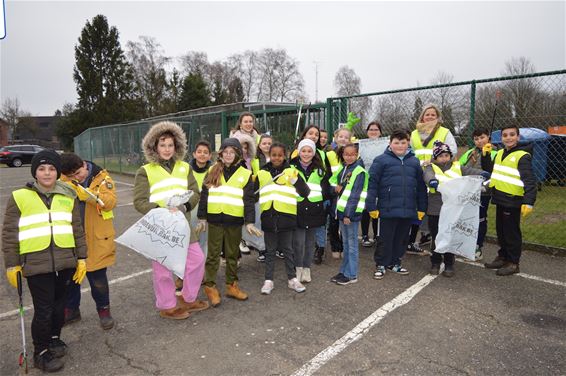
left=368, top=128, right=380, bottom=132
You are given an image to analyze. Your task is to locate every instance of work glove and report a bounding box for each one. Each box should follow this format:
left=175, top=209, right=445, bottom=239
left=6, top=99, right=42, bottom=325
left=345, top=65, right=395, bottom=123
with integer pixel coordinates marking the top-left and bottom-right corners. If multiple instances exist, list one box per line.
left=73, top=260, right=87, bottom=284
left=284, top=169, right=299, bottom=184
left=246, top=223, right=263, bottom=237
left=69, top=181, right=90, bottom=201
left=6, top=266, right=22, bottom=289
left=369, top=210, right=379, bottom=219
left=166, top=191, right=193, bottom=208
left=344, top=112, right=361, bottom=131
left=428, top=179, right=439, bottom=189
left=417, top=211, right=426, bottom=221
left=521, top=204, right=533, bottom=218
left=482, top=143, right=492, bottom=157
left=195, top=220, right=207, bottom=235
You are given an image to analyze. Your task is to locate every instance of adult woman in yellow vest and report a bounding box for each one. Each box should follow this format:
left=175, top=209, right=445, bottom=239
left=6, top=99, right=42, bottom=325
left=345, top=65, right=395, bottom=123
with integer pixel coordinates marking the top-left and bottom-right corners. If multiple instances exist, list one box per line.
left=481, top=124, right=537, bottom=276
left=423, top=142, right=488, bottom=277
left=289, top=139, right=331, bottom=283
left=196, top=138, right=260, bottom=306
left=3, top=150, right=87, bottom=372
left=254, top=142, right=311, bottom=294
left=60, top=153, right=117, bottom=330
left=134, top=121, right=208, bottom=320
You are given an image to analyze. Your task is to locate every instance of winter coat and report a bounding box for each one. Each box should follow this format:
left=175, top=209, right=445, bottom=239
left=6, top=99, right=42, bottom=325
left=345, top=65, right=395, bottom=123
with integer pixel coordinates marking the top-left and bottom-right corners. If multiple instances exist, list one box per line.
left=61, top=162, right=117, bottom=272
left=231, top=132, right=257, bottom=170
left=134, top=121, right=201, bottom=243
left=423, top=160, right=484, bottom=216
left=2, top=181, right=87, bottom=277
left=331, top=159, right=368, bottom=222
left=253, top=162, right=310, bottom=232
left=481, top=143, right=537, bottom=208
left=197, top=163, right=255, bottom=226
left=366, top=148, right=428, bottom=219
left=289, top=157, right=331, bottom=228
left=189, top=159, right=212, bottom=189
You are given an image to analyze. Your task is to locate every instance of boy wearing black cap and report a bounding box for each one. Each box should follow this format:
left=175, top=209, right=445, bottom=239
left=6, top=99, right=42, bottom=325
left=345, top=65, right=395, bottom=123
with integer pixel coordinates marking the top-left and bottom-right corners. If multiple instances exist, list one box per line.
left=3, top=149, right=87, bottom=372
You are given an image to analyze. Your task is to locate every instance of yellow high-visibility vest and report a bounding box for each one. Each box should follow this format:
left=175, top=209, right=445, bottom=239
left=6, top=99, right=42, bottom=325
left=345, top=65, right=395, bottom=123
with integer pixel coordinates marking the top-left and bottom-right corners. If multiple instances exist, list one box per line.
left=12, top=189, right=75, bottom=254
left=290, top=166, right=324, bottom=203
left=430, top=162, right=463, bottom=193
left=143, top=161, right=190, bottom=208
left=489, top=150, right=529, bottom=196
left=257, top=170, right=298, bottom=215
left=207, top=166, right=252, bottom=217
left=331, top=165, right=368, bottom=214
left=410, top=127, right=449, bottom=163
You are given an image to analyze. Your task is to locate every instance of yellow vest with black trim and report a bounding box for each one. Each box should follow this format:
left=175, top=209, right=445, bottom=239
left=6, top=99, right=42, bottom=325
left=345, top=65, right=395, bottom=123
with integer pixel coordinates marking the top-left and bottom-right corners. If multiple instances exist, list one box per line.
left=257, top=170, right=298, bottom=215
left=430, top=162, right=462, bottom=193
left=12, top=189, right=75, bottom=254
left=489, top=150, right=528, bottom=196
left=410, top=126, right=450, bottom=163
left=332, top=165, right=369, bottom=214
left=290, top=166, right=323, bottom=203
left=143, top=161, right=190, bottom=208
left=207, top=166, right=252, bottom=217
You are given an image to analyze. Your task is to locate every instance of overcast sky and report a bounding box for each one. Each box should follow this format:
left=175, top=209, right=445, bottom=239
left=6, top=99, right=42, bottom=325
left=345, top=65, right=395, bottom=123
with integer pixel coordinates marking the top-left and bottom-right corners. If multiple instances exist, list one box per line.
left=0, top=1, right=564, bottom=116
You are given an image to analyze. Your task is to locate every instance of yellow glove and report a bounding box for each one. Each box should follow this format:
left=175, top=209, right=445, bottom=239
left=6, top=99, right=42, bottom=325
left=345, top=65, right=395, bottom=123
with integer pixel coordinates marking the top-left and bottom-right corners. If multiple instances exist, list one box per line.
left=246, top=223, right=263, bottom=237
left=369, top=210, right=379, bottom=219
left=482, top=143, right=492, bottom=157
left=417, top=211, right=425, bottom=221
left=521, top=204, right=533, bottom=217
left=284, top=169, right=299, bottom=184
left=73, top=260, right=87, bottom=284
left=6, top=266, right=22, bottom=288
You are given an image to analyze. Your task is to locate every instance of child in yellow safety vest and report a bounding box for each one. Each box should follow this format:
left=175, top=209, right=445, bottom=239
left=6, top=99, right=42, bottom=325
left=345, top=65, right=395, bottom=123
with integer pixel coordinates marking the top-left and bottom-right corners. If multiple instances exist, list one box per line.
left=3, top=150, right=87, bottom=372
left=255, top=142, right=311, bottom=294
left=329, top=144, right=368, bottom=285
left=196, top=138, right=261, bottom=306
left=481, top=124, right=537, bottom=276
left=423, top=141, right=488, bottom=277
left=189, top=140, right=213, bottom=256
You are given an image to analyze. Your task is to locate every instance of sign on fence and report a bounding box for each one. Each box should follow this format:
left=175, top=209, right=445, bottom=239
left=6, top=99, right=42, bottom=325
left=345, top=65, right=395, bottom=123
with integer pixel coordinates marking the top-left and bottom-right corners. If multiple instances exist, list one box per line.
left=358, top=137, right=389, bottom=169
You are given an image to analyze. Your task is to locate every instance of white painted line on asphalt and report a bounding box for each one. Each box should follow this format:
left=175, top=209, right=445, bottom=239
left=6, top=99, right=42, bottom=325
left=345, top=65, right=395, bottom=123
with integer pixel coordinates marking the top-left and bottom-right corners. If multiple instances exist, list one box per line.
left=117, top=203, right=134, bottom=207
left=457, top=258, right=566, bottom=287
left=0, top=269, right=151, bottom=319
left=115, top=180, right=134, bottom=187
left=291, top=274, right=438, bottom=376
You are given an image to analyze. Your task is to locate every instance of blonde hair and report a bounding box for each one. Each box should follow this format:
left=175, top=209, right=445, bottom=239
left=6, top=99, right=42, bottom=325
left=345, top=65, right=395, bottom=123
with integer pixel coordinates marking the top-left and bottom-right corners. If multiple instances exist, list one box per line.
left=334, top=127, right=351, bottom=138
left=418, top=104, right=443, bottom=123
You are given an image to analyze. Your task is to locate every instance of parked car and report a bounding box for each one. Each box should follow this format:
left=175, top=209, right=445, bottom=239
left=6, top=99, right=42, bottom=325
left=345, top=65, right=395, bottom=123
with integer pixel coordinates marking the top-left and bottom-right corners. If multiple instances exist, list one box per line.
left=0, top=144, right=45, bottom=167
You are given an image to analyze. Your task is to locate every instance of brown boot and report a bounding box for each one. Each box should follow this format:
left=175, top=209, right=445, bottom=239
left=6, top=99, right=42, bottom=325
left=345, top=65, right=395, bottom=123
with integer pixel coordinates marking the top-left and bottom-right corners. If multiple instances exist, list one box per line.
left=177, top=297, right=210, bottom=313
left=484, top=256, right=507, bottom=269
left=225, top=282, right=248, bottom=301
left=496, top=263, right=520, bottom=276
left=159, top=307, right=190, bottom=320
left=204, top=286, right=221, bottom=307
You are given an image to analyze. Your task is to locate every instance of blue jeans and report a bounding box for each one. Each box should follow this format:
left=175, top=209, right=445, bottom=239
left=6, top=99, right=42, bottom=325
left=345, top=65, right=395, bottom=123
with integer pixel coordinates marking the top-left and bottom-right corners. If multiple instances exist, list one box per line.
left=66, top=268, right=110, bottom=310
left=339, top=221, right=359, bottom=279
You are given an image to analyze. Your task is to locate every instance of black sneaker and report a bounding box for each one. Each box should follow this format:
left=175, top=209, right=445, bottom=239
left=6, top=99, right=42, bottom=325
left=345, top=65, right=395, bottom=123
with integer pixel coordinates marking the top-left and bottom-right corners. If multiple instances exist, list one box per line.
left=361, top=236, right=373, bottom=247
left=406, top=243, right=431, bottom=256
left=34, top=349, right=64, bottom=372
left=48, top=337, right=68, bottom=358
left=336, top=275, right=358, bottom=286
left=275, top=250, right=285, bottom=259
left=256, top=254, right=266, bottom=262
left=63, top=307, right=81, bottom=326
left=418, top=233, right=432, bottom=246
left=330, top=273, right=344, bottom=283
left=442, top=264, right=455, bottom=278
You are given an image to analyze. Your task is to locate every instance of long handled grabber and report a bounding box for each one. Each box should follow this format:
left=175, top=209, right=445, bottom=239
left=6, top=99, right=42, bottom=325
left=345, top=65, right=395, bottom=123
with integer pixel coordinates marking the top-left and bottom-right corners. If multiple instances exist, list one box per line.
left=71, top=180, right=105, bottom=207
left=17, top=271, right=28, bottom=374
left=488, top=90, right=503, bottom=137
left=294, top=101, right=304, bottom=139
left=254, top=172, right=285, bottom=194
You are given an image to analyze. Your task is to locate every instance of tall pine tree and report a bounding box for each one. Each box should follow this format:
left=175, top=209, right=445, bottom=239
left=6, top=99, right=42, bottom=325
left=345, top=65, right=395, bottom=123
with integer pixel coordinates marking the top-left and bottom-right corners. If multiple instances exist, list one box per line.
left=178, top=73, right=211, bottom=110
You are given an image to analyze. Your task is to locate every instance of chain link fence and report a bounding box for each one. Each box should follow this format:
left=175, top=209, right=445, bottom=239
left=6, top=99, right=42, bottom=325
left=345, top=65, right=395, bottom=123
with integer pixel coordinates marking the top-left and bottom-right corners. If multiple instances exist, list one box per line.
left=74, top=70, right=565, bottom=249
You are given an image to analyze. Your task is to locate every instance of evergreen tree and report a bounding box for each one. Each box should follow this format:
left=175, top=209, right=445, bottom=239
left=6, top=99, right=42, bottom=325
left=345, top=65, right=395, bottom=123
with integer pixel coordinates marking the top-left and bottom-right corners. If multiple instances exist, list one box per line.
left=178, top=73, right=211, bottom=110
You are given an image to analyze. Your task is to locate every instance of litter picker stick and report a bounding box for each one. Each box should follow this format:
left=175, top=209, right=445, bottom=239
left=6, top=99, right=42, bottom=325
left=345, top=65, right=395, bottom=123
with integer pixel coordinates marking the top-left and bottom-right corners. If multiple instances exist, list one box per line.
left=72, top=181, right=105, bottom=207
left=294, top=101, right=304, bottom=139
left=17, top=271, right=28, bottom=374
left=488, top=90, right=503, bottom=137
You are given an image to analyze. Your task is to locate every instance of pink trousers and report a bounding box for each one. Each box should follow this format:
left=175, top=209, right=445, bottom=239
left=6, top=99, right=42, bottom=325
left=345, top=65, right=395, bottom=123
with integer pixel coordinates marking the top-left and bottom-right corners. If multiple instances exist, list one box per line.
left=151, top=242, right=205, bottom=310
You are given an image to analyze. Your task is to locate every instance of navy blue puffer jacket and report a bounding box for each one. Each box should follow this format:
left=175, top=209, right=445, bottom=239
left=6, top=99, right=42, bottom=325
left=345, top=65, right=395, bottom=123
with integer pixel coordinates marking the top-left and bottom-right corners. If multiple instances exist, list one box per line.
left=366, top=148, right=427, bottom=219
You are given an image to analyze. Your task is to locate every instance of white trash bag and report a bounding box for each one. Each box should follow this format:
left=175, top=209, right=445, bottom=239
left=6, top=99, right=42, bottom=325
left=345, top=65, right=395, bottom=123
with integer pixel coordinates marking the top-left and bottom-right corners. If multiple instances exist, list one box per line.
left=116, top=208, right=189, bottom=278
left=435, top=176, right=483, bottom=260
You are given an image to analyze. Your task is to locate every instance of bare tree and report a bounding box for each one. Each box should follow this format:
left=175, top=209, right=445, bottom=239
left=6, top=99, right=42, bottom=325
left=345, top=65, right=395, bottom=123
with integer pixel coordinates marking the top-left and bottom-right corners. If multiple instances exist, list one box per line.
left=501, top=57, right=542, bottom=127
left=227, top=50, right=258, bottom=101
left=0, top=98, right=34, bottom=140
left=179, top=51, right=210, bottom=77
left=255, top=48, right=305, bottom=102
left=334, top=66, right=362, bottom=97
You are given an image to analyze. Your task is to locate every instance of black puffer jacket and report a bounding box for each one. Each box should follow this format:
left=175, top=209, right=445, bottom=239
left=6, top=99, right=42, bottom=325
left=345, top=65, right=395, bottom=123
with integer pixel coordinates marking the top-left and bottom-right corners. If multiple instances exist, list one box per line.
left=481, top=144, right=537, bottom=208
left=253, top=162, right=310, bottom=232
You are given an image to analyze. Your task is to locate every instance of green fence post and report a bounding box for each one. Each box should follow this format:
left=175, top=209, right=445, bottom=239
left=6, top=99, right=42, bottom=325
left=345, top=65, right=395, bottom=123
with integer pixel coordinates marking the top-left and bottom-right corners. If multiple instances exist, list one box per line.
left=469, top=81, right=476, bottom=148
left=118, top=126, right=122, bottom=174
left=326, top=98, right=333, bottom=133
left=340, top=98, right=348, bottom=124
left=221, top=111, right=228, bottom=139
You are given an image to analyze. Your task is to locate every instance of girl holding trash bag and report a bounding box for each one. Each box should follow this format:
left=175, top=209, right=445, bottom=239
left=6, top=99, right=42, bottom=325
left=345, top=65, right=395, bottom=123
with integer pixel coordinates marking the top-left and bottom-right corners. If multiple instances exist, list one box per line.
left=3, top=150, right=87, bottom=372
left=196, top=138, right=260, bottom=306
left=134, top=121, right=209, bottom=320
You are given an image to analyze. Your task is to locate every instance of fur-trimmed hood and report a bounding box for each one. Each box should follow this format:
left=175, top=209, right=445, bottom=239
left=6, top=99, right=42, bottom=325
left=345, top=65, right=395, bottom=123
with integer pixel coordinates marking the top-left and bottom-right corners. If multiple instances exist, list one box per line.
left=232, top=132, right=257, bottom=160
left=142, top=121, right=187, bottom=163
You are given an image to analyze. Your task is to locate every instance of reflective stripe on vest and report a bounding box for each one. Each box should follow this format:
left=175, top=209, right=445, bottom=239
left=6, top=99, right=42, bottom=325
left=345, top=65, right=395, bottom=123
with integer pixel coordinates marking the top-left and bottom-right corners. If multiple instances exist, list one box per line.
left=208, top=166, right=251, bottom=217
left=410, top=127, right=449, bottom=163
left=430, top=162, right=462, bottom=193
left=291, top=166, right=324, bottom=202
left=489, top=150, right=528, bottom=196
left=143, top=161, right=190, bottom=208
left=333, top=165, right=369, bottom=213
left=12, top=189, right=75, bottom=254
left=326, top=150, right=342, bottom=173
left=257, top=170, right=298, bottom=215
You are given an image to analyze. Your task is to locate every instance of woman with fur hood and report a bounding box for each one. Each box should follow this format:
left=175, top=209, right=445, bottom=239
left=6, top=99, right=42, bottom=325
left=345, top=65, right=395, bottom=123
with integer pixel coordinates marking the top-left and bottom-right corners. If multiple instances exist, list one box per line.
left=133, top=121, right=209, bottom=320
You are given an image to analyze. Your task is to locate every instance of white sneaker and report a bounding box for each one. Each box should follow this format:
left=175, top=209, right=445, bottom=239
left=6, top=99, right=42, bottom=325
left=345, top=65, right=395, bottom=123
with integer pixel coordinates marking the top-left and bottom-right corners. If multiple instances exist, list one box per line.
left=288, top=278, right=306, bottom=293
left=239, top=240, right=251, bottom=255
left=295, top=267, right=303, bottom=282
left=301, top=268, right=311, bottom=283
left=261, top=280, right=274, bottom=295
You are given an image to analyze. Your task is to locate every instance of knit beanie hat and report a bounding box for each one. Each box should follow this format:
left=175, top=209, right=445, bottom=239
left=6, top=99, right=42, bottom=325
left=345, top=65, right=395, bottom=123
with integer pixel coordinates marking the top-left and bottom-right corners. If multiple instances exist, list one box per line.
left=432, top=140, right=452, bottom=159
left=298, top=139, right=316, bottom=153
left=31, top=149, right=62, bottom=179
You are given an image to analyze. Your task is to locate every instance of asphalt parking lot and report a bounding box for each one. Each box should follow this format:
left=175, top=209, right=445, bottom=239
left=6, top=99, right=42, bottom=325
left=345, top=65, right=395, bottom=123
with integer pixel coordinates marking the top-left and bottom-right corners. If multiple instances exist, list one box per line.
left=1, top=165, right=565, bottom=375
